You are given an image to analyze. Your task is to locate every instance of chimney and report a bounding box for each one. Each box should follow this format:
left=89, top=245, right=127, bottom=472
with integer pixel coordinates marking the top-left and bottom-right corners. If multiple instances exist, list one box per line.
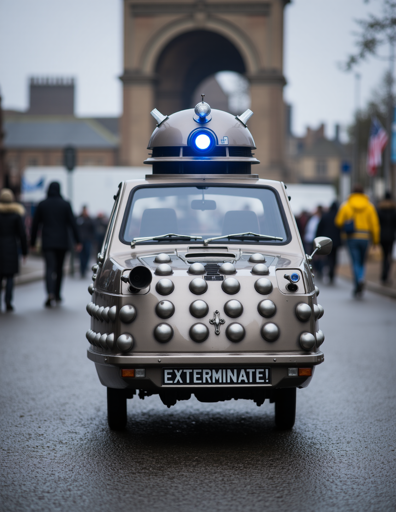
left=28, top=77, right=75, bottom=115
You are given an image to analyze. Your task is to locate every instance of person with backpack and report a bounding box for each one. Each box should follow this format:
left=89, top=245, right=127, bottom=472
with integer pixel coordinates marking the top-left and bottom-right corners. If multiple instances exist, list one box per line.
left=335, top=184, right=380, bottom=297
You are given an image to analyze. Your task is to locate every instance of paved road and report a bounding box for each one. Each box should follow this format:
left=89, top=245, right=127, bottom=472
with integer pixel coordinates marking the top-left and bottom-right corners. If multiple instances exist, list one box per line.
left=1, top=276, right=396, bottom=511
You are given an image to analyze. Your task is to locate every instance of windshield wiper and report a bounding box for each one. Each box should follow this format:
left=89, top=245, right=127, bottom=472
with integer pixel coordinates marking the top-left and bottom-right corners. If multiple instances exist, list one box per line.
left=203, top=232, right=283, bottom=246
left=131, top=233, right=202, bottom=248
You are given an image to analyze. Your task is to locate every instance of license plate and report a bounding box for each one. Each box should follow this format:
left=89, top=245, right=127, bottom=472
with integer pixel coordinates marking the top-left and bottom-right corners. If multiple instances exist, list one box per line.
left=163, top=368, right=270, bottom=385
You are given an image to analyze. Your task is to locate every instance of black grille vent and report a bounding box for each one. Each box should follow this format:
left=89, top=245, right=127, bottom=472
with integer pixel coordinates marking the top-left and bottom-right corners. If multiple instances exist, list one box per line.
left=205, top=263, right=221, bottom=276
left=152, top=147, right=180, bottom=157
left=183, top=147, right=227, bottom=157
left=228, top=147, right=253, bottom=157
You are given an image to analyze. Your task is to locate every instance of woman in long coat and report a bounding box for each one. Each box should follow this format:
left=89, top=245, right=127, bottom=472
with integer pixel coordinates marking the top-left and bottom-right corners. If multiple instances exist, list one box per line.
left=0, top=188, right=28, bottom=311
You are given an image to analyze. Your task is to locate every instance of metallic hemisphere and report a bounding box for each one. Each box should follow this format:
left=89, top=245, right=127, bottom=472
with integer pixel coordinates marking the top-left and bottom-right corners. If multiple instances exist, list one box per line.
left=258, top=299, right=276, bottom=318
left=156, top=278, right=175, bottom=296
left=93, top=305, right=100, bottom=320
left=154, top=263, right=173, bottom=276
left=315, top=285, right=320, bottom=297
left=102, top=306, right=110, bottom=322
left=254, top=278, right=273, bottom=295
left=299, top=332, right=316, bottom=351
left=88, top=283, right=94, bottom=295
left=155, top=300, right=175, bottom=319
left=251, top=263, right=269, bottom=275
left=108, top=305, right=117, bottom=323
left=86, top=302, right=93, bottom=316
left=248, top=253, right=265, bottom=263
left=261, top=322, right=280, bottom=342
left=189, top=278, right=208, bottom=295
left=219, top=262, right=236, bottom=275
left=221, top=277, right=241, bottom=295
left=313, top=304, right=320, bottom=320
left=119, top=304, right=137, bottom=324
left=188, top=262, right=205, bottom=275
left=86, top=330, right=93, bottom=344
left=154, top=323, right=174, bottom=343
left=189, top=323, right=209, bottom=343
left=154, top=253, right=172, bottom=263
left=316, top=329, right=325, bottom=347
left=94, top=332, right=101, bottom=346
left=91, top=264, right=99, bottom=273
left=106, top=333, right=115, bottom=350
left=224, top=299, right=243, bottom=318
left=116, top=333, right=134, bottom=353
left=92, top=273, right=97, bottom=281
left=317, top=304, right=324, bottom=319
left=295, top=303, right=312, bottom=322
left=226, top=323, right=245, bottom=343
left=99, top=333, right=108, bottom=350
left=98, top=306, right=105, bottom=322
left=190, top=300, right=209, bottom=318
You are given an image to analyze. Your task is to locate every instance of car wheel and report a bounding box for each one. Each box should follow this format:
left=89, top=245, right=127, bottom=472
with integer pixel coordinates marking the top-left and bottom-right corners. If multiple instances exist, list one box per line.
left=275, top=388, right=296, bottom=430
left=107, top=387, right=127, bottom=430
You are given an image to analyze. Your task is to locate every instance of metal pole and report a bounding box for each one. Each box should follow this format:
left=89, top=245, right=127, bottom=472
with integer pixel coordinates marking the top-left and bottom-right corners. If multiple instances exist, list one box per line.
left=353, top=73, right=361, bottom=187
left=385, top=40, right=395, bottom=192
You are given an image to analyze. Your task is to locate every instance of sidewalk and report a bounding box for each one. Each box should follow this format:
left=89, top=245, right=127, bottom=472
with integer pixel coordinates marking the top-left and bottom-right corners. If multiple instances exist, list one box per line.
left=336, top=247, right=396, bottom=300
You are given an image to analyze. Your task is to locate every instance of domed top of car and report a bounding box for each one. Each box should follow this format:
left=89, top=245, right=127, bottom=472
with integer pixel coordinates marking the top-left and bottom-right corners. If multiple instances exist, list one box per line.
left=145, top=97, right=260, bottom=175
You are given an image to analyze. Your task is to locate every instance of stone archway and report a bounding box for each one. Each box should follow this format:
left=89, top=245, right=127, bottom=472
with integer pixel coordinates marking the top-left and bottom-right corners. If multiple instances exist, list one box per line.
left=120, top=0, right=289, bottom=180
left=155, top=30, right=246, bottom=115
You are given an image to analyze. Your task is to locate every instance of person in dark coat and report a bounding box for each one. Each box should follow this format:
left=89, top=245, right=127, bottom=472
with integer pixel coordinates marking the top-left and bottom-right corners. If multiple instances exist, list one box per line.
left=377, top=191, right=396, bottom=284
left=76, top=205, right=96, bottom=277
left=316, top=201, right=342, bottom=284
left=0, top=188, right=28, bottom=311
left=30, top=182, right=81, bottom=307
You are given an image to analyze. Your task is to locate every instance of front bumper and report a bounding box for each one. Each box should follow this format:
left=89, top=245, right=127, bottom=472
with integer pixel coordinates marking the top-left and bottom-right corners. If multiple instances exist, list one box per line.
left=87, top=348, right=324, bottom=391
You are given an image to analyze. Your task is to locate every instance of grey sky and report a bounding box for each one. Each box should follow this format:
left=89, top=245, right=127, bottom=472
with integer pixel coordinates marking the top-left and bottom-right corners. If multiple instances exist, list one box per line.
left=0, top=0, right=389, bottom=139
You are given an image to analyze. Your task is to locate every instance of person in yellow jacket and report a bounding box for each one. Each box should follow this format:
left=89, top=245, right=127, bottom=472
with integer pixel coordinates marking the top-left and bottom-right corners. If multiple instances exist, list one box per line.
left=335, top=184, right=380, bottom=297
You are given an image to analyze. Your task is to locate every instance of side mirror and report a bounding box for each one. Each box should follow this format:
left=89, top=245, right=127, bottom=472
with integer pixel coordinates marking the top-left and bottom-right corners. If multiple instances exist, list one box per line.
left=312, top=236, right=333, bottom=256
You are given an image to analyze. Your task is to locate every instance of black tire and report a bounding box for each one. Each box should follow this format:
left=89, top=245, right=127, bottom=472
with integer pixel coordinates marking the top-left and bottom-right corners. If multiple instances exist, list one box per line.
left=107, top=387, right=127, bottom=430
left=275, top=388, right=296, bottom=430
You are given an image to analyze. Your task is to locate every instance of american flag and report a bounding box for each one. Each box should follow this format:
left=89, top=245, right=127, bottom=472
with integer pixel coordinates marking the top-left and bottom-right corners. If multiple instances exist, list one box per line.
left=367, top=116, right=388, bottom=176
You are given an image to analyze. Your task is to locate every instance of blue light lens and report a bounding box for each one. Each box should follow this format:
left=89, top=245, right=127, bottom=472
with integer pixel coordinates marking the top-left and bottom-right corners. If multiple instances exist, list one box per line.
left=290, top=273, right=300, bottom=283
left=195, top=133, right=211, bottom=150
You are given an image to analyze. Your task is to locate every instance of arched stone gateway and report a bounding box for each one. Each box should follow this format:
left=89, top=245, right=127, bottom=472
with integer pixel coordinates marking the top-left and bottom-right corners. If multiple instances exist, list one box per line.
left=120, top=0, right=289, bottom=179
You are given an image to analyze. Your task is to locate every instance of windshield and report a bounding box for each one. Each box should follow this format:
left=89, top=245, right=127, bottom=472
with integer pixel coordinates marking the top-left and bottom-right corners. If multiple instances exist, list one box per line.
left=121, top=185, right=289, bottom=245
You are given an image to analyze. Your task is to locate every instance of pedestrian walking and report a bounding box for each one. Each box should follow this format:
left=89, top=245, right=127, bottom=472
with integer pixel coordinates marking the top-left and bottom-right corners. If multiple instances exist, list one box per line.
left=316, top=201, right=342, bottom=284
left=376, top=191, right=396, bottom=284
left=0, top=188, right=28, bottom=311
left=304, top=206, right=323, bottom=279
left=335, top=184, right=380, bottom=297
left=76, top=206, right=96, bottom=278
left=30, top=182, right=81, bottom=307
left=94, top=212, right=108, bottom=255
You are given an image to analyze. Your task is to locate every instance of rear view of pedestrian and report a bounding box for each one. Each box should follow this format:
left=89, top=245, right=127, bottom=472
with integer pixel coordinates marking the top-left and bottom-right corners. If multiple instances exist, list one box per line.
left=316, top=201, right=342, bottom=284
left=335, top=184, right=380, bottom=297
left=76, top=206, right=96, bottom=278
left=0, top=188, right=28, bottom=311
left=377, top=191, right=396, bottom=284
left=30, top=182, right=81, bottom=307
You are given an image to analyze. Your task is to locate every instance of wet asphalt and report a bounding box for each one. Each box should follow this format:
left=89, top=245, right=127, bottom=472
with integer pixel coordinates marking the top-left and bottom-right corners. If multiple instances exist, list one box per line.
left=0, top=274, right=396, bottom=512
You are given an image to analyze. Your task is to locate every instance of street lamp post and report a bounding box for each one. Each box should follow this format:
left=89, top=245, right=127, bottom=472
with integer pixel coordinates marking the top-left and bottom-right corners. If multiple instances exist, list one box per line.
left=353, top=73, right=361, bottom=187
left=63, top=146, right=76, bottom=276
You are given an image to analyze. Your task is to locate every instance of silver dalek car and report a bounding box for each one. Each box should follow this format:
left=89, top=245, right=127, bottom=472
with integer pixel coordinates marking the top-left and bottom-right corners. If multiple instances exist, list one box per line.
left=86, top=98, right=332, bottom=430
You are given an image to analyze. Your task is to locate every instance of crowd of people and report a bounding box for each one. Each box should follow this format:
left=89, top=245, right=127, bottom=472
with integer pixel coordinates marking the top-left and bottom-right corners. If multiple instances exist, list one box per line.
left=1, top=181, right=396, bottom=311
left=296, top=184, right=396, bottom=297
left=0, top=181, right=108, bottom=311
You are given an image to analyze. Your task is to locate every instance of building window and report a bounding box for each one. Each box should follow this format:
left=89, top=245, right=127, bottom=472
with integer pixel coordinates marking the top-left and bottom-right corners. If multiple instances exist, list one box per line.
left=316, top=159, right=327, bottom=176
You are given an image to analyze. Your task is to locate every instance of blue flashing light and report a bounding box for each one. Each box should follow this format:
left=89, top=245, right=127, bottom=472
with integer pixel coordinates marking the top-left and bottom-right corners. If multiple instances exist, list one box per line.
left=290, top=273, right=300, bottom=283
left=189, top=129, right=216, bottom=153
left=195, top=133, right=211, bottom=150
